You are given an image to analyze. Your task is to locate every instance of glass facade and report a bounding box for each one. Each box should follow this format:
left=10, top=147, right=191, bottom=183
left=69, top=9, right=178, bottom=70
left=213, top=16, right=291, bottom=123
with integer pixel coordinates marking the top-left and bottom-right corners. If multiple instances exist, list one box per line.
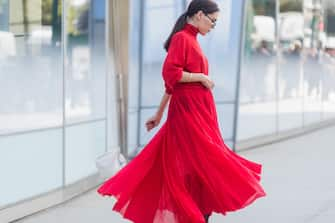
left=237, top=0, right=335, bottom=143
left=0, top=0, right=115, bottom=208
left=1, top=0, right=335, bottom=219
left=238, top=0, right=278, bottom=140
left=128, top=0, right=335, bottom=155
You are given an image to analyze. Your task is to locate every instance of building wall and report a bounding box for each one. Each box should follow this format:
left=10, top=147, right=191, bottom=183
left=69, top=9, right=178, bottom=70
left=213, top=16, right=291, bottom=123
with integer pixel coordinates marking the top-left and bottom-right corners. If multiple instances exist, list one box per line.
left=0, top=0, right=117, bottom=215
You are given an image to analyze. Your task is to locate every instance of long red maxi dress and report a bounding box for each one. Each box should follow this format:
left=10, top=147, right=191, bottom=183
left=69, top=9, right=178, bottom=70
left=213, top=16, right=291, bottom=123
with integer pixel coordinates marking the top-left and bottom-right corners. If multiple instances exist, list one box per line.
left=97, top=23, right=266, bottom=223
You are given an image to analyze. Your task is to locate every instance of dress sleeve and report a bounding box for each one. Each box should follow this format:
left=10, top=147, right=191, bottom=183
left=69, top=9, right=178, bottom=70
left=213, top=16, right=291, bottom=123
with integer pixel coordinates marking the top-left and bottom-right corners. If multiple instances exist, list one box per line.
left=162, top=33, right=187, bottom=94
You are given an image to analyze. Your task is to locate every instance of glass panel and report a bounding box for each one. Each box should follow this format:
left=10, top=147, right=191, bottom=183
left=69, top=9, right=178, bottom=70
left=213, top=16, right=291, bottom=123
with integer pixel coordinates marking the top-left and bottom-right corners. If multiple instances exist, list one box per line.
left=65, top=121, right=106, bottom=185
left=322, top=0, right=335, bottom=120
left=128, top=0, right=141, bottom=109
left=238, top=0, right=277, bottom=140
left=216, top=103, right=234, bottom=140
left=127, top=108, right=139, bottom=156
left=0, top=0, right=62, bottom=134
left=278, top=0, right=304, bottom=131
left=224, top=140, right=234, bottom=149
left=199, top=0, right=242, bottom=102
left=141, top=6, right=178, bottom=106
left=0, top=0, right=9, bottom=30
left=107, top=73, right=120, bottom=152
left=0, top=129, right=63, bottom=207
left=147, top=0, right=175, bottom=8
left=127, top=0, right=141, bottom=157
left=65, top=0, right=106, bottom=123
left=237, top=99, right=277, bottom=140
left=303, top=0, right=323, bottom=125
left=129, top=1, right=184, bottom=156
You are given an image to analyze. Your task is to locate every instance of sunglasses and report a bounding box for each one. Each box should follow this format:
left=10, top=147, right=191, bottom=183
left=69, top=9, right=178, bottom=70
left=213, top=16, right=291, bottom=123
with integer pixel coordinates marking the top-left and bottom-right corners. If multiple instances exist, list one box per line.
left=205, top=14, right=217, bottom=28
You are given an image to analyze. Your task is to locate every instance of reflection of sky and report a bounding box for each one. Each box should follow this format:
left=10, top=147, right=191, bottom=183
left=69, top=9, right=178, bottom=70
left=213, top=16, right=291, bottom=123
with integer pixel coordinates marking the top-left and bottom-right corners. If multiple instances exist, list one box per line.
left=93, top=0, right=105, bottom=20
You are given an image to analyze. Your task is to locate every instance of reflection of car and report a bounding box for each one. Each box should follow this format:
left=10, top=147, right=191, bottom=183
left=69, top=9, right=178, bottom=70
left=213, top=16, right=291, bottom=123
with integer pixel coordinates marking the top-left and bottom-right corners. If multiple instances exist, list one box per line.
left=279, top=12, right=304, bottom=41
left=251, top=16, right=275, bottom=53
left=0, top=31, right=16, bottom=59
left=252, top=15, right=275, bottom=43
left=325, top=36, right=335, bottom=57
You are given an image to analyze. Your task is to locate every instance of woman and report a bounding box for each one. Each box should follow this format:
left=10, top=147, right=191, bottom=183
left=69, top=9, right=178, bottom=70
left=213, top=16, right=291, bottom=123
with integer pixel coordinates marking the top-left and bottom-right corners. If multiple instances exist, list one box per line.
left=97, top=1, right=266, bottom=222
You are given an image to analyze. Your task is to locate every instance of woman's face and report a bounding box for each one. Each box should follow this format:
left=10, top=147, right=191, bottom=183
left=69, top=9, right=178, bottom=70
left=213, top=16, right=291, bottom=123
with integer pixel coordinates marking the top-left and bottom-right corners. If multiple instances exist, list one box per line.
left=196, top=11, right=219, bottom=35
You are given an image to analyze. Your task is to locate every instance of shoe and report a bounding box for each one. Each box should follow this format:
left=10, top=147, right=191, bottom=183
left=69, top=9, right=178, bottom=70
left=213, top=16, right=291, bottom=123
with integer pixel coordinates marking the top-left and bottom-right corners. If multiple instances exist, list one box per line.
left=204, top=214, right=210, bottom=223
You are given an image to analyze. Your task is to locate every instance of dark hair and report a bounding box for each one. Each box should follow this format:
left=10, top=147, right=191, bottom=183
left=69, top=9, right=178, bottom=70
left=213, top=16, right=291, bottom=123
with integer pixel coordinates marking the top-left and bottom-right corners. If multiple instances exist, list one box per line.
left=164, top=0, right=219, bottom=51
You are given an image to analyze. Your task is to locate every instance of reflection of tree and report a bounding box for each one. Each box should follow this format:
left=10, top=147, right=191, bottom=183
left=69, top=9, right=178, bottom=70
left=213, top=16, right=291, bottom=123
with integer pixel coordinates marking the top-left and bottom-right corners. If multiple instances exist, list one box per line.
left=253, top=0, right=276, bottom=17
left=42, top=0, right=53, bottom=24
left=280, top=0, right=303, bottom=12
left=22, top=0, right=28, bottom=37
left=244, top=0, right=255, bottom=58
left=67, top=4, right=89, bottom=36
left=323, top=0, right=335, bottom=101
left=51, top=0, right=61, bottom=46
left=325, top=0, right=335, bottom=35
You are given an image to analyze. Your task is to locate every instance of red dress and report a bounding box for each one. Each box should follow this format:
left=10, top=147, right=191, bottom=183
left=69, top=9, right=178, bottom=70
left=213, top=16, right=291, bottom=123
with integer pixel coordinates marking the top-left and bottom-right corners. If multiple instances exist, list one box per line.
left=97, top=23, right=266, bottom=223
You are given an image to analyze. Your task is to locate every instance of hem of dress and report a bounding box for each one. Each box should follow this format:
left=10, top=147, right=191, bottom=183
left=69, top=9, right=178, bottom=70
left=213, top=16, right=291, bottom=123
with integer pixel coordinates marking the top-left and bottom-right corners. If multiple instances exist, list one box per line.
left=97, top=190, right=141, bottom=223
left=97, top=189, right=266, bottom=222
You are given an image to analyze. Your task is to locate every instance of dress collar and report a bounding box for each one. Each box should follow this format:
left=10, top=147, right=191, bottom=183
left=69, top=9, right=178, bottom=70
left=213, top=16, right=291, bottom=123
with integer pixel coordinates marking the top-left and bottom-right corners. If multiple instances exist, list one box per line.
left=183, top=23, right=199, bottom=37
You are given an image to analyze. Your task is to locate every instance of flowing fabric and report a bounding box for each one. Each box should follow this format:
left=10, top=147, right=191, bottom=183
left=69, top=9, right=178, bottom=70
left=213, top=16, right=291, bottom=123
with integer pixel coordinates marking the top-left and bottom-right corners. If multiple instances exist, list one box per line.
left=97, top=23, right=266, bottom=223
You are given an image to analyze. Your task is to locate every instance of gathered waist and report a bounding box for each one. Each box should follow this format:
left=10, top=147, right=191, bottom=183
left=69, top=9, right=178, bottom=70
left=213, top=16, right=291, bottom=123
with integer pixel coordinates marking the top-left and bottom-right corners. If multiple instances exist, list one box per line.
left=173, top=82, right=208, bottom=91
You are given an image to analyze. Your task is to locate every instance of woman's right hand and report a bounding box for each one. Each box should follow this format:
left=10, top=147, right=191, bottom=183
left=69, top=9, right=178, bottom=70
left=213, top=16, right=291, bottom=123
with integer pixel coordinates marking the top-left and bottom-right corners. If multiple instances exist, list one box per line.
left=200, top=74, right=215, bottom=89
left=145, top=113, right=162, bottom=132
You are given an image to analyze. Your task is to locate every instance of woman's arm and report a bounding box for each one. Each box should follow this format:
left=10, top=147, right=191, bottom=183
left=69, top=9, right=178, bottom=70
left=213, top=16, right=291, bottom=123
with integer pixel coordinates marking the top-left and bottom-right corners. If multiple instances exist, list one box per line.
left=179, top=71, right=204, bottom=83
left=156, top=92, right=171, bottom=118
left=179, top=71, right=215, bottom=89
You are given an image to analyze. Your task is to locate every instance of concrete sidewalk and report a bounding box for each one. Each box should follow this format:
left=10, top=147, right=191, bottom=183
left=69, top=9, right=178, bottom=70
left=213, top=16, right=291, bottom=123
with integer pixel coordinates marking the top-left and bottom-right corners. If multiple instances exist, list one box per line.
left=13, top=125, right=335, bottom=223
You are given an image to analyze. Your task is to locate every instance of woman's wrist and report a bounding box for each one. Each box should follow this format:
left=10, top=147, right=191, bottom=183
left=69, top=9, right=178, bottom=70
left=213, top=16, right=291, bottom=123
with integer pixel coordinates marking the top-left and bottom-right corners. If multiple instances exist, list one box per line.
left=189, top=72, right=193, bottom=81
left=182, top=71, right=205, bottom=82
left=195, top=73, right=205, bottom=82
left=155, top=110, right=163, bottom=118
left=188, top=72, right=202, bottom=82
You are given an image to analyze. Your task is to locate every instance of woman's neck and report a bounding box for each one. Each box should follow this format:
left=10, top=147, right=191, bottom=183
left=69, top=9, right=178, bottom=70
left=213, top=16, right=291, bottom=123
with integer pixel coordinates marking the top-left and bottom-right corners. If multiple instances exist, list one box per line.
left=186, top=18, right=198, bottom=29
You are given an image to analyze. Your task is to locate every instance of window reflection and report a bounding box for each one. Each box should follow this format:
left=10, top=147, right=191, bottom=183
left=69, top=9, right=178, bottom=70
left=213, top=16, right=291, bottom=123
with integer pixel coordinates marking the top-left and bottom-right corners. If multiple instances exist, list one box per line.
left=0, top=0, right=62, bottom=133
left=277, top=0, right=304, bottom=131
left=238, top=0, right=277, bottom=140
left=65, top=0, right=107, bottom=123
left=303, top=0, right=323, bottom=124
left=322, top=0, right=335, bottom=119
left=239, top=0, right=335, bottom=140
left=242, top=0, right=276, bottom=103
